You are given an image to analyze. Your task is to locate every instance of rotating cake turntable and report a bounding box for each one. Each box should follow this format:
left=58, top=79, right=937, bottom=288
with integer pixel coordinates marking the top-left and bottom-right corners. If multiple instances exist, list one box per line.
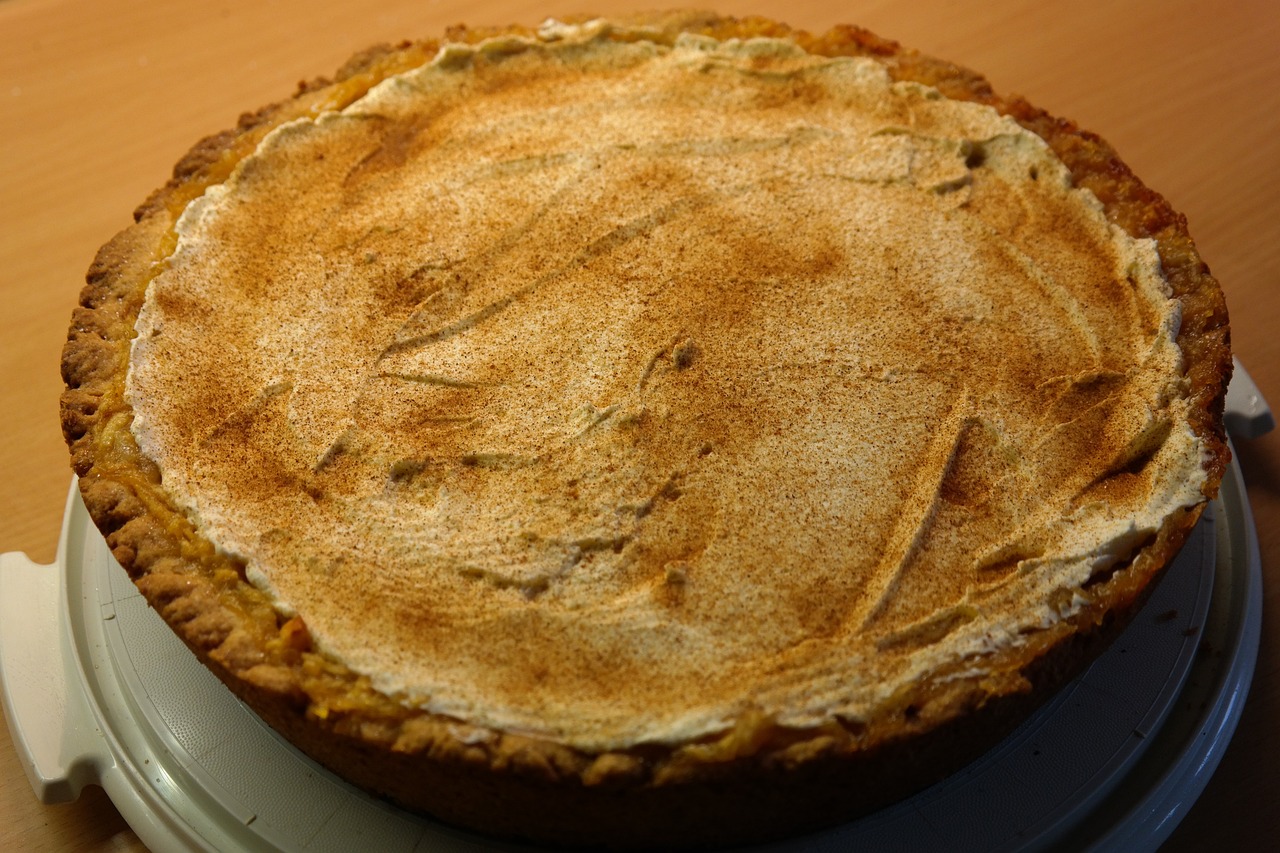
left=1, top=361, right=1270, bottom=852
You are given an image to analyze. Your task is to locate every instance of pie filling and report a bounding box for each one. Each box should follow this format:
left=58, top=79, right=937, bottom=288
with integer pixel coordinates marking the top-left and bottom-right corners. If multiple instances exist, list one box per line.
left=126, top=23, right=1207, bottom=751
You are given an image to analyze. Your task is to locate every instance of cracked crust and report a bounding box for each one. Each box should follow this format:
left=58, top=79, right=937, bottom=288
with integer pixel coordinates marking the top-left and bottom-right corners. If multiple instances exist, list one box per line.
left=60, top=11, right=1231, bottom=848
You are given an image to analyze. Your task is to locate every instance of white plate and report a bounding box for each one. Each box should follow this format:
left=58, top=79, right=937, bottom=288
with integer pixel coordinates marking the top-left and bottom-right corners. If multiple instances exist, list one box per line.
left=0, top=457, right=1257, bottom=853
left=1, top=360, right=1267, bottom=851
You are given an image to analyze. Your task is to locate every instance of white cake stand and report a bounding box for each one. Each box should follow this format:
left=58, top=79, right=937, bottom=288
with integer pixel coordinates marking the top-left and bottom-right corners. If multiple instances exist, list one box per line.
left=1, top=364, right=1268, bottom=852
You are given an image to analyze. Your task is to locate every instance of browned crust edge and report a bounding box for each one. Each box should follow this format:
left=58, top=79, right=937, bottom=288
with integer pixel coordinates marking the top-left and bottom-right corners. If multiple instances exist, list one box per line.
left=59, top=11, right=1232, bottom=849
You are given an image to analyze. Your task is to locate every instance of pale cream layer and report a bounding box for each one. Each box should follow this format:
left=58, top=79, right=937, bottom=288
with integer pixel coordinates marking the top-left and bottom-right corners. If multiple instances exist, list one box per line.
left=128, top=25, right=1207, bottom=750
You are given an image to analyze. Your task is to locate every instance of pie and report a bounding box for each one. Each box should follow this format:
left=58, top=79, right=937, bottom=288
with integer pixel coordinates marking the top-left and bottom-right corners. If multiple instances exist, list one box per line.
left=60, top=11, right=1232, bottom=848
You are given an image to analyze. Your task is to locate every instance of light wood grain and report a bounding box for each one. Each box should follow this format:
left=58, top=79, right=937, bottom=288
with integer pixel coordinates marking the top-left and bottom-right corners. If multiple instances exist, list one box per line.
left=2, top=1, right=1276, bottom=849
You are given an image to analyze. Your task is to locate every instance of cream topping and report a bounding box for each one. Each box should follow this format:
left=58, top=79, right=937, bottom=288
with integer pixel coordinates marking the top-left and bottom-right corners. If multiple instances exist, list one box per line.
left=127, top=24, right=1207, bottom=750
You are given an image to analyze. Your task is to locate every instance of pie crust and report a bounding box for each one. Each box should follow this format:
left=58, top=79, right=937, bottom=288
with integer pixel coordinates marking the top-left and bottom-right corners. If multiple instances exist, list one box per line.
left=60, top=11, right=1231, bottom=848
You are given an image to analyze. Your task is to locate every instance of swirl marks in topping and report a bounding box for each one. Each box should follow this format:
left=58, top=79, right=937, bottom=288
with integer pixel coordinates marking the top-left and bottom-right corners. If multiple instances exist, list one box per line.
left=126, top=28, right=1206, bottom=750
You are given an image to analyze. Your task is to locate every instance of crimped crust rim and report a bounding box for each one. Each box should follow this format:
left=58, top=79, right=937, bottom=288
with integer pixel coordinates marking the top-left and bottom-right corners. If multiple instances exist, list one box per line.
left=59, top=10, right=1231, bottom=847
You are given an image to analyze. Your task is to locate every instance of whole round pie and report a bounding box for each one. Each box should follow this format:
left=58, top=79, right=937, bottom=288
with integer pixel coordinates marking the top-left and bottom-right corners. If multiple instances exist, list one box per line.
left=60, top=11, right=1231, bottom=848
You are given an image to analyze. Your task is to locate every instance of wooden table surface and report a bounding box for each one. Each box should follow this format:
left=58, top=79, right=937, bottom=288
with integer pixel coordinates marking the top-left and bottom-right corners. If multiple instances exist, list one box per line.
left=2, top=0, right=1276, bottom=849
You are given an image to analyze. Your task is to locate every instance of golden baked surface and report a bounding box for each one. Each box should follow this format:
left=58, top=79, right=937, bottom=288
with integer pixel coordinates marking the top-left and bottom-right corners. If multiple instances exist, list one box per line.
left=61, top=11, right=1231, bottom=847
